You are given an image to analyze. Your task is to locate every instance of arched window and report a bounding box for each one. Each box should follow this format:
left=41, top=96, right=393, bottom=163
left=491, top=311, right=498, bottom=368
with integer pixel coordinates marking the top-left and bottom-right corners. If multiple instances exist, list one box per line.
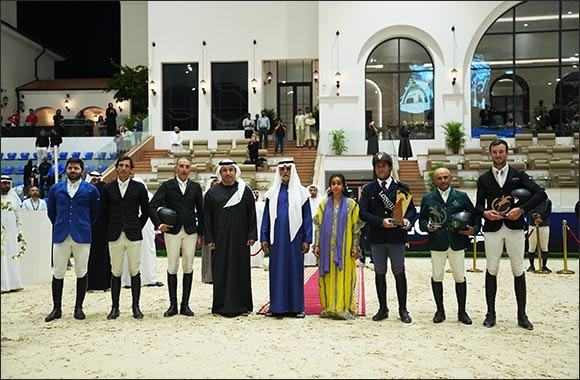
left=365, top=38, right=434, bottom=141
left=471, top=0, right=579, bottom=137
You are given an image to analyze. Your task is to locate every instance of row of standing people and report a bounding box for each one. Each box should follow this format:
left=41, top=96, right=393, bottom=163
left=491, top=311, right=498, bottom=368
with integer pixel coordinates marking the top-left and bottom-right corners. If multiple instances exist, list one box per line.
left=21, top=137, right=548, bottom=327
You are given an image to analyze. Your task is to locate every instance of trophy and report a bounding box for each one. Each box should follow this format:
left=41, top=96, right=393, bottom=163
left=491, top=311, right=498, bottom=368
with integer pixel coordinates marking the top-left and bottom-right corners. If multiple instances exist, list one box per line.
left=428, top=206, right=447, bottom=229
left=389, top=188, right=413, bottom=227
left=491, top=194, right=513, bottom=217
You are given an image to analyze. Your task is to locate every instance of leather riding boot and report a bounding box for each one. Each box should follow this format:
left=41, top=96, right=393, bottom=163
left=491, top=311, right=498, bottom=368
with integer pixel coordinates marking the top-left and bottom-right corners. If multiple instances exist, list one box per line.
left=483, top=271, right=497, bottom=327
left=541, top=252, right=551, bottom=273
left=107, top=276, right=121, bottom=320
left=180, top=272, right=195, bottom=316
left=74, top=275, right=87, bottom=320
left=372, top=274, right=388, bottom=321
left=395, top=272, right=412, bottom=323
left=163, top=272, right=178, bottom=317
left=45, top=277, right=64, bottom=322
left=514, top=273, right=534, bottom=330
left=131, top=273, right=144, bottom=319
left=455, top=280, right=472, bottom=325
left=526, top=252, right=536, bottom=272
left=431, top=278, right=445, bottom=323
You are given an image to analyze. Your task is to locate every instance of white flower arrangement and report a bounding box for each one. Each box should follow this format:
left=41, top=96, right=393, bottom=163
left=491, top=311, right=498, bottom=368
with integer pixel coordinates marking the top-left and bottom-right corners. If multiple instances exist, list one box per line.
left=0, top=200, right=27, bottom=259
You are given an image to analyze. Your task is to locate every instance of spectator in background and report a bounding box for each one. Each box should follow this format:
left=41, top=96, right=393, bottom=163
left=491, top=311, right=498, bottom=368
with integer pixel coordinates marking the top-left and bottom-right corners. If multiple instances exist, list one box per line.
left=294, top=109, right=306, bottom=148
left=35, top=129, right=50, bottom=165
left=106, top=103, right=118, bottom=137
left=247, top=133, right=260, bottom=169
left=169, top=126, right=184, bottom=153
left=38, top=156, right=52, bottom=198
left=49, top=128, right=63, bottom=152
left=304, top=112, right=317, bottom=149
left=243, top=113, right=255, bottom=139
left=24, top=109, right=38, bottom=126
left=97, top=115, right=107, bottom=136
left=479, top=104, right=490, bottom=126
left=53, top=109, right=64, bottom=131
left=304, top=184, right=324, bottom=267
left=254, top=114, right=260, bottom=132
left=398, top=120, right=413, bottom=160
left=366, top=121, right=379, bottom=155
left=257, top=110, right=270, bottom=149
left=526, top=196, right=552, bottom=273
left=8, top=109, right=20, bottom=127
left=23, top=159, right=35, bottom=189
left=201, top=175, right=219, bottom=284
left=274, top=118, right=287, bottom=155
left=20, top=185, right=47, bottom=211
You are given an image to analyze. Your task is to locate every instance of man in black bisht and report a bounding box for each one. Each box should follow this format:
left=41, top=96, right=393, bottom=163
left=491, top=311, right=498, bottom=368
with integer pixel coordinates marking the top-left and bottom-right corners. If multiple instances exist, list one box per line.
left=203, top=159, right=257, bottom=318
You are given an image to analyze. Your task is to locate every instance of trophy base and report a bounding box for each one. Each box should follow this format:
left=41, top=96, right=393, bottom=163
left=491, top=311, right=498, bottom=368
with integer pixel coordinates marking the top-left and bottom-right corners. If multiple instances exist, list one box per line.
left=388, top=218, right=406, bottom=227
left=467, top=268, right=483, bottom=273
left=556, top=269, right=575, bottom=275
left=533, top=269, right=551, bottom=275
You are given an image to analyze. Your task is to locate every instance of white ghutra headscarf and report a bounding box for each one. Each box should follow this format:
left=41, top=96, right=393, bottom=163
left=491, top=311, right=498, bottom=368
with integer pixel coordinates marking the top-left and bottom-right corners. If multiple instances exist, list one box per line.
left=263, top=160, right=309, bottom=244
left=215, top=159, right=246, bottom=208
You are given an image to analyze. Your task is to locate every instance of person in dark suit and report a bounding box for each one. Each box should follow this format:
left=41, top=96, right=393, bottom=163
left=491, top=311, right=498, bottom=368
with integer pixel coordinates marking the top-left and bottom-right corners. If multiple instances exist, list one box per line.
left=101, top=156, right=150, bottom=320
left=86, top=171, right=111, bottom=292
left=476, top=139, right=547, bottom=330
left=45, top=158, right=100, bottom=322
left=359, top=151, right=416, bottom=323
left=149, top=157, right=204, bottom=317
left=419, top=167, right=481, bottom=325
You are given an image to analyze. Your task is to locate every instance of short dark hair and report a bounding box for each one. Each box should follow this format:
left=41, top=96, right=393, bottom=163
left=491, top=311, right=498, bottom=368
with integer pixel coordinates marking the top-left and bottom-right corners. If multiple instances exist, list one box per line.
left=66, top=157, right=84, bottom=170
left=489, top=138, right=509, bottom=152
left=115, top=155, right=134, bottom=169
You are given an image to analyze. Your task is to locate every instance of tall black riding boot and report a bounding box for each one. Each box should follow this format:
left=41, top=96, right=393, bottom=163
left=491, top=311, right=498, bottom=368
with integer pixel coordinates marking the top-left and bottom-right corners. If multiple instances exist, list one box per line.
left=395, top=272, right=412, bottom=323
left=163, top=272, right=178, bottom=317
left=431, top=278, right=445, bottom=323
left=74, top=275, right=87, bottom=320
left=180, top=272, right=195, bottom=316
left=455, top=280, right=472, bottom=325
left=372, top=274, right=388, bottom=321
left=45, top=277, right=64, bottom=322
left=541, top=251, right=551, bottom=273
left=483, top=271, right=497, bottom=327
left=514, top=273, right=534, bottom=330
left=131, top=273, right=144, bottom=319
left=107, top=276, right=121, bottom=320
left=526, top=252, right=536, bottom=272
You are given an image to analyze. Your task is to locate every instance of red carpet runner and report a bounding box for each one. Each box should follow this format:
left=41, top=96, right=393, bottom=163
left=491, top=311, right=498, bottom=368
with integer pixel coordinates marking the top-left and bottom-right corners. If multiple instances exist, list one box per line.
left=257, top=266, right=366, bottom=316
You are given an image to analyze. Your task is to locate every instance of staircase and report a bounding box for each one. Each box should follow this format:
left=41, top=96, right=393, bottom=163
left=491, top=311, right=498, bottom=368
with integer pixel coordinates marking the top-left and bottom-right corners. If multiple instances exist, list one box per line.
left=133, top=148, right=169, bottom=174
left=397, top=160, right=427, bottom=206
left=267, top=141, right=317, bottom=186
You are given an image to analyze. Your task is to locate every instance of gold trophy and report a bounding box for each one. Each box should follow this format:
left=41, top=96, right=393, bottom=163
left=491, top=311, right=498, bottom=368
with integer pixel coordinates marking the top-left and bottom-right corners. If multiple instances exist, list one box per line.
left=427, top=206, right=447, bottom=229
left=389, top=188, right=413, bottom=227
left=491, top=194, right=513, bottom=217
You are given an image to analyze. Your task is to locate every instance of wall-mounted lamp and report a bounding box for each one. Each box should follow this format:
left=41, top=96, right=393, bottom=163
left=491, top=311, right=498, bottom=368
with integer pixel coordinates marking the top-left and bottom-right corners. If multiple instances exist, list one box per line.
left=251, top=39, right=258, bottom=94
left=150, top=80, right=157, bottom=96
left=200, top=41, right=207, bottom=95
left=312, top=59, right=319, bottom=82
left=334, top=31, right=341, bottom=95
left=451, top=26, right=458, bottom=86
left=265, top=61, right=273, bottom=84
left=64, top=93, right=71, bottom=112
left=117, top=102, right=123, bottom=113
left=251, top=78, right=258, bottom=94
left=19, top=100, right=25, bottom=113
left=451, top=68, right=458, bottom=86
left=0, top=88, right=8, bottom=107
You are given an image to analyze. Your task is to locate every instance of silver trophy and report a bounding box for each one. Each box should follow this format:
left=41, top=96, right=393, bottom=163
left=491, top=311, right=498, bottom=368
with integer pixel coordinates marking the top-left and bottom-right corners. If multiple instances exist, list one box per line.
left=428, top=206, right=447, bottom=229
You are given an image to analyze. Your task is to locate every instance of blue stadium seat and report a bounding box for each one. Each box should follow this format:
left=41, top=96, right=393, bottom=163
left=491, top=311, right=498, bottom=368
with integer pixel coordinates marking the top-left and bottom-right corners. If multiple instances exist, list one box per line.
left=6, top=152, right=17, bottom=160
left=83, top=152, right=94, bottom=160
left=16, top=166, right=25, bottom=175
left=71, top=152, right=81, bottom=159
left=19, top=152, right=30, bottom=160
left=108, top=152, right=117, bottom=160
left=15, top=181, right=24, bottom=187
left=47, top=153, right=53, bottom=161
left=32, top=152, right=38, bottom=160
left=97, top=164, right=108, bottom=173
left=2, top=166, right=15, bottom=175
left=0, top=152, right=3, bottom=159
left=85, top=165, right=94, bottom=173
left=59, top=152, right=68, bottom=160
left=97, top=151, right=107, bottom=160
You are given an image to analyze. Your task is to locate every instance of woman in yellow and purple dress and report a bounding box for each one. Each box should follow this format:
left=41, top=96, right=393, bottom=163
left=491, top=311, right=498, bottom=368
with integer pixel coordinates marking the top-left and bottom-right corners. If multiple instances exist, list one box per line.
left=312, top=174, right=364, bottom=320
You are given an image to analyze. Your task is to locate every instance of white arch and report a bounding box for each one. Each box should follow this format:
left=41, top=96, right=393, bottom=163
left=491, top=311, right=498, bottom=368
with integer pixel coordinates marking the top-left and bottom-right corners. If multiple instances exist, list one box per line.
left=365, top=78, right=382, bottom=128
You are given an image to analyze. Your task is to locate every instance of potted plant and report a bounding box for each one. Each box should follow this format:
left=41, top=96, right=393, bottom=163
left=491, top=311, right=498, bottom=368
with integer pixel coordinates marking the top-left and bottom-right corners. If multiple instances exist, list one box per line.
left=441, top=121, right=466, bottom=154
left=329, top=129, right=348, bottom=155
